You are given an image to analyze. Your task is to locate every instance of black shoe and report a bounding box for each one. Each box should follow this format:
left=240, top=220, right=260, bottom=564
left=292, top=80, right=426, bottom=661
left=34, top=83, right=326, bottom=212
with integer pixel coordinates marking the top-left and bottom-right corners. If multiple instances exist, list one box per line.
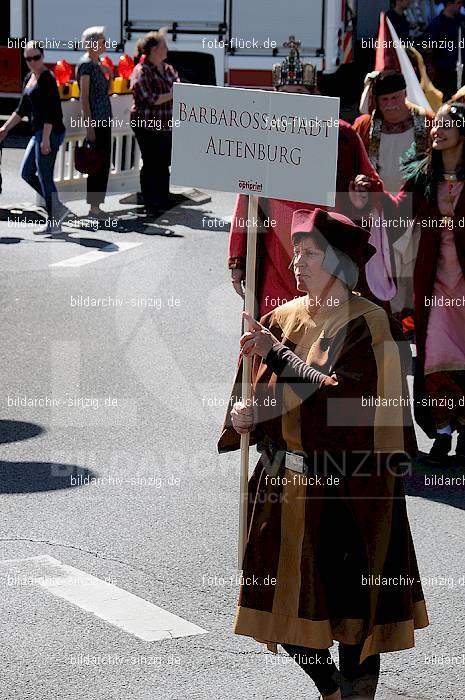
left=144, top=206, right=165, bottom=219
left=428, top=434, right=452, bottom=462
left=340, top=674, right=379, bottom=699
left=34, top=220, right=63, bottom=235
left=119, top=192, right=144, bottom=205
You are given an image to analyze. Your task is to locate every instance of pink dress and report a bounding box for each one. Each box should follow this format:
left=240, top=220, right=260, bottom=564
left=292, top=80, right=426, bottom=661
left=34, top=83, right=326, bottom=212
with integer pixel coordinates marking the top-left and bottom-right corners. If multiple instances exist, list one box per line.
left=424, top=181, right=465, bottom=375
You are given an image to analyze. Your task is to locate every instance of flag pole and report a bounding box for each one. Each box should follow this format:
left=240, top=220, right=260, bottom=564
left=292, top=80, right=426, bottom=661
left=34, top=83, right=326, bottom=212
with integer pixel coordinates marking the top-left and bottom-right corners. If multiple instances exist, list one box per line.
left=458, top=26, right=463, bottom=92
left=238, top=193, right=259, bottom=569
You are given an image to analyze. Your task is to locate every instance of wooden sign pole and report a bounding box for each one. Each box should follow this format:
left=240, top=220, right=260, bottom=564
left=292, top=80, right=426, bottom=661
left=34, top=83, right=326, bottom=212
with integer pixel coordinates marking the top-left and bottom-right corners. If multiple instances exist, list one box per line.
left=238, top=194, right=259, bottom=569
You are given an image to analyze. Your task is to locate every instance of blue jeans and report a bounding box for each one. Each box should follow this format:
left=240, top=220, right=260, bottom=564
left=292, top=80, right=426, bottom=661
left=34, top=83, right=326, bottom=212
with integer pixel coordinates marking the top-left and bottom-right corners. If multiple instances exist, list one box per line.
left=20, top=129, right=65, bottom=219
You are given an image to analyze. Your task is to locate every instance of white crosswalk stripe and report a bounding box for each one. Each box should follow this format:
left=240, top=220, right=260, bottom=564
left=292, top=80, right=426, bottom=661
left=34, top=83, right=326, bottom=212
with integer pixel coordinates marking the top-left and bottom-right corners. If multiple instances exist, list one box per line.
left=49, top=242, right=143, bottom=268
left=0, top=555, right=208, bottom=642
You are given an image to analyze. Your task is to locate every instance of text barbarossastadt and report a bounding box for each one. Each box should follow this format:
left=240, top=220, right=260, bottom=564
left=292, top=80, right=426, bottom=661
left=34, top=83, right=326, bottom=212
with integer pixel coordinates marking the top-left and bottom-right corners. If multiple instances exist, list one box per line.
left=170, top=84, right=340, bottom=206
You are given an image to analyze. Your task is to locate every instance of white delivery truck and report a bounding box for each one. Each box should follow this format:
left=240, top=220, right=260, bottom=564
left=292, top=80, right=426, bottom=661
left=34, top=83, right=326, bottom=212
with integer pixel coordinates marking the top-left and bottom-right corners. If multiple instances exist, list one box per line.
left=1, top=0, right=359, bottom=107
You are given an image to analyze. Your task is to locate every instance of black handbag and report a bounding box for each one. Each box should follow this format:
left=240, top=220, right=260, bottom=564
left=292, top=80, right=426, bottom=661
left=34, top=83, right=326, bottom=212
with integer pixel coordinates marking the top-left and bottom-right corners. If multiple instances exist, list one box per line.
left=74, top=139, right=105, bottom=175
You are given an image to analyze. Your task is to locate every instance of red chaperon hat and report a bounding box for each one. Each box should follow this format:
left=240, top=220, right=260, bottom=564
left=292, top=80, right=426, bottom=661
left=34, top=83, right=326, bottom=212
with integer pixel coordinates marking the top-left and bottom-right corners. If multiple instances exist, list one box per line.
left=291, top=208, right=376, bottom=268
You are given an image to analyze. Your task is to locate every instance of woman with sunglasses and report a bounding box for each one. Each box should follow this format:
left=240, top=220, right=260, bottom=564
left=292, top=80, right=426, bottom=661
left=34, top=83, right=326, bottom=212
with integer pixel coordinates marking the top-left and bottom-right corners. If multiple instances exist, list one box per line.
left=0, top=41, right=70, bottom=234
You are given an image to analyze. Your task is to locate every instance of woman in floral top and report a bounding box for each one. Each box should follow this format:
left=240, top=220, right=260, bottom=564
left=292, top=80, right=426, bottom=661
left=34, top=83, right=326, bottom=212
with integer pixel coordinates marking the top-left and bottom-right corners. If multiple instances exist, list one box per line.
left=77, top=26, right=113, bottom=222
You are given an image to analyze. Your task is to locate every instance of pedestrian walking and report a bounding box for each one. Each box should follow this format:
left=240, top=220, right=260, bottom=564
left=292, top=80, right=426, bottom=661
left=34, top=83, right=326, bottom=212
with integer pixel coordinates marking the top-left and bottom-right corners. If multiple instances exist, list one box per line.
left=0, top=41, right=70, bottom=234
left=76, top=26, right=113, bottom=223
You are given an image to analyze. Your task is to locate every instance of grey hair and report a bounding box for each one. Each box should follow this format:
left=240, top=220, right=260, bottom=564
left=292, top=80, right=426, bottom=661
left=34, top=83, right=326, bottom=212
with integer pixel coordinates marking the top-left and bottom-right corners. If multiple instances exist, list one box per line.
left=322, top=246, right=359, bottom=291
left=81, top=26, right=105, bottom=51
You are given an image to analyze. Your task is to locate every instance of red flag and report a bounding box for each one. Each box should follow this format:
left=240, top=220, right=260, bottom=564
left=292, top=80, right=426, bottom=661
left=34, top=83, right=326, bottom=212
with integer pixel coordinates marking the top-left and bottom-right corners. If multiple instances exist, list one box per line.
left=375, top=11, right=401, bottom=72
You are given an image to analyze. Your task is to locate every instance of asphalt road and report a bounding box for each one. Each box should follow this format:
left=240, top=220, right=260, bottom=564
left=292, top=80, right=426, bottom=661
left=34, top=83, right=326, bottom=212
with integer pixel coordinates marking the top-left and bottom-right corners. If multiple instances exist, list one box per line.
left=0, top=145, right=464, bottom=700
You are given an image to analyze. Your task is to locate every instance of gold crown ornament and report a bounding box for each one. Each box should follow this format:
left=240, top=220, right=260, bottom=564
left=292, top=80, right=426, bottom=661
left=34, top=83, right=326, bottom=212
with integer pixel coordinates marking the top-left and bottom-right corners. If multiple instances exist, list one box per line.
left=272, top=35, right=317, bottom=89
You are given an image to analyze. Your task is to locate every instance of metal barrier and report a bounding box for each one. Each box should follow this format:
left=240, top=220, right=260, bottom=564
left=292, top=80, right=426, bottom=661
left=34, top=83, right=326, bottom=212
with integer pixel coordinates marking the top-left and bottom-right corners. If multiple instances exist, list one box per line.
left=42, top=94, right=141, bottom=202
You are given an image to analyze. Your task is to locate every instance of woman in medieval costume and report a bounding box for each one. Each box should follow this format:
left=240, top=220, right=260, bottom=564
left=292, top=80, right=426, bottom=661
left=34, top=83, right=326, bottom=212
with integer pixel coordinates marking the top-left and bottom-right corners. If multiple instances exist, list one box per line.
left=354, top=101, right=465, bottom=462
left=218, top=208, right=428, bottom=699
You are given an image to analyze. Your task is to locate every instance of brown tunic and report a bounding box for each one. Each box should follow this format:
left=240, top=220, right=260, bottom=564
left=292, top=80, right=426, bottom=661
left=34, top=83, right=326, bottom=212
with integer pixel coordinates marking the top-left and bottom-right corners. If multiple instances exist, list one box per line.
left=218, top=294, right=428, bottom=662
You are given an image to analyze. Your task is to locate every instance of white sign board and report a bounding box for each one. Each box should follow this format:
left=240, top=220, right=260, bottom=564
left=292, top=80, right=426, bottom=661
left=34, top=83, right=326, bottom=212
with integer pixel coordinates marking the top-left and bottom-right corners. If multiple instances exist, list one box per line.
left=170, top=84, right=339, bottom=206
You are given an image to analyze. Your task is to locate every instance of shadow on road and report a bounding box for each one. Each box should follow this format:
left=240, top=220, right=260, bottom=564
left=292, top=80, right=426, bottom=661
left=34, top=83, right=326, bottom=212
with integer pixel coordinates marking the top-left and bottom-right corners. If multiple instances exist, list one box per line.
left=0, top=237, right=23, bottom=244
left=0, top=420, right=42, bottom=445
left=68, top=203, right=219, bottom=236
left=406, top=456, right=465, bottom=511
left=78, top=199, right=220, bottom=235
left=0, top=420, right=93, bottom=493
left=0, top=207, right=45, bottom=225
left=40, top=231, right=130, bottom=249
left=155, top=206, right=228, bottom=233
left=0, top=462, right=93, bottom=494
left=0, top=199, right=222, bottom=238
left=70, top=213, right=180, bottom=238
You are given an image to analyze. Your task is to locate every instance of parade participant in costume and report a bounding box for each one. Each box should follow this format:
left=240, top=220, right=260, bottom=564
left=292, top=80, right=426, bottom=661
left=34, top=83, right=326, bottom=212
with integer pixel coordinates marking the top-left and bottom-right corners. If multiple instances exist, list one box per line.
left=229, top=36, right=380, bottom=317
left=219, top=208, right=428, bottom=700
left=354, top=70, right=433, bottom=321
left=353, top=102, right=465, bottom=462
left=353, top=70, right=432, bottom=196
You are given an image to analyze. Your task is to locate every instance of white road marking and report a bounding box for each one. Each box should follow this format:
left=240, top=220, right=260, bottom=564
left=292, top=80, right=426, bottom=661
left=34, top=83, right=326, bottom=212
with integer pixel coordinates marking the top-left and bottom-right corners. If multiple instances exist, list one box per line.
left=0, top=555, right=208, bottom=642
left=49, top=242, right=143, bottom=268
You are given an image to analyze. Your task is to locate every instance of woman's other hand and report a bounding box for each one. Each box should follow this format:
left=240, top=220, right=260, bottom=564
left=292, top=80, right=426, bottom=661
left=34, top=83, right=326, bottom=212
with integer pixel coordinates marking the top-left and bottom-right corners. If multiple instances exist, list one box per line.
left=0, top=127, right=8, bottom=143
left=40, top=138, right=51, bottom=155
left=231, top=401, right=254, bottom=435
left=349, top=174, right=382, bottom=209
left=240, top=312, right=278, bottom=359
left=231, top=268, right=245, bottom=298
left=323, top=373, right=339, bottom=387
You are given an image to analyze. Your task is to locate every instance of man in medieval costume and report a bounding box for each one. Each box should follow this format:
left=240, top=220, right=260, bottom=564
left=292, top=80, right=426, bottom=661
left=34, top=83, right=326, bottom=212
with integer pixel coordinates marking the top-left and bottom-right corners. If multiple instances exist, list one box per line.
left=229, top=36, right=381, bottom=318
left=353, top=69, right=434, bottom=324
left=353, top=70, right=432, bottom=196
left=219, top=208, right=428, bottom=699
